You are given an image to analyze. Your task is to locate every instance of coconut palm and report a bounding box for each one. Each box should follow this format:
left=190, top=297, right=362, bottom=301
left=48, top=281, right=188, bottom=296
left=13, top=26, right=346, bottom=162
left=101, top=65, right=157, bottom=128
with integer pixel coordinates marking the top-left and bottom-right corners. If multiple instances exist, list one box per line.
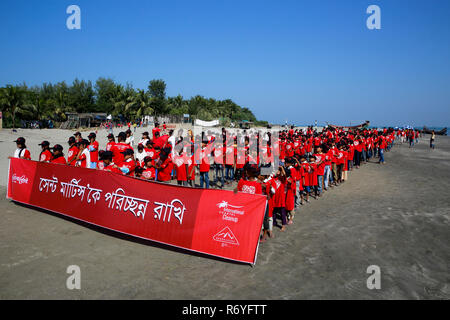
left=0, top=85, right=27, bottom=129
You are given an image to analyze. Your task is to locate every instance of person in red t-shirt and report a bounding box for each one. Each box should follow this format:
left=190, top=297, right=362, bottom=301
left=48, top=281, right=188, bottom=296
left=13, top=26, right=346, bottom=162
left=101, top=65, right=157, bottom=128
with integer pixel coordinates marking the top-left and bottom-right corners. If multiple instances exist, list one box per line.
left=285, top=168, right=296, bottom=224
left=98, top=151, right=122, bottom=174
left=313, top=147, right=326, bottom=196
left=272, top=167, right=288, bottom=232
left=13, top=137, right=31, bottom=160
left=87, top=132, right=99, bottom=169
left=152, top=123, right=161, bottom=140
left=111, top=132, right=133, bottom=164
left=38, top=141, right=52, bottom=162
left=196, top=140, right=211, bottom=188
left=116, top=149, right=136, bottom=176
left=173, top=149, right=188, bottom=186
left=335, top=147, right=345, bottom=184
left=155, top=147, right=173, bottom=182
left=260, top=173, right=277, bottom=242
left=67, top=137, right=79, bottom=166
left=50, top=144, right=67, bottom=165
left=234, top=164, right=263, bottom=195
left=106, top=134, right=116, bottom=152
left=300, top=157, right=313, bottom=202
left=140, top=156, right=156, bottom=180
left=308, top=156, right=319, bottom=198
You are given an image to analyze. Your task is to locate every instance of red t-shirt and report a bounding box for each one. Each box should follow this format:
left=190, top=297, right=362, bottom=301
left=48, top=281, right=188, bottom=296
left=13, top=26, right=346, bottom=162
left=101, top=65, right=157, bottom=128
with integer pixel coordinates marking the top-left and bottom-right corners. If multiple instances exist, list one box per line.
left=156, top=156, right=173, bottom=181
left=118, top=159, right=136, bottom=176
left=111, top=142, right=133, bottom=164
left=89, top=141, right=99, bottom=162
left=106, top=141, right=115, bottom=152
left=313, top=153, right=326, bottom=175
left=173, top=154, right=187, bottom=181
left=301, top=162, right=311, bottom=187
left=51, top=156, right=67, bottom=165
left=142, top=167, right=156, bottom=180
left=196, top=147, right=211, bottom=172
left=354, top=140, right=364, bottom=153
left=152, top=127, right=161, bottom=139
left=40, top=150, right=52, bottom=162
left=100, top=163, right=122, bottom=174
left=237, top=179, right=262, bottom=195
left=16, top=148, right=31, bottom=160
left=67, top=146, right=79, bottom=165
left=272, top=178, right=286, bottom=207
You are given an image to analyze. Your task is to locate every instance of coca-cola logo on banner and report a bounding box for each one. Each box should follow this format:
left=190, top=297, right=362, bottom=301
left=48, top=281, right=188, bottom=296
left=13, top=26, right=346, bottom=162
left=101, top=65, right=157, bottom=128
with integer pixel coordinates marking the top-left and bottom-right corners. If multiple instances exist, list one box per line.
left=12, top=174, right=29, bottom=185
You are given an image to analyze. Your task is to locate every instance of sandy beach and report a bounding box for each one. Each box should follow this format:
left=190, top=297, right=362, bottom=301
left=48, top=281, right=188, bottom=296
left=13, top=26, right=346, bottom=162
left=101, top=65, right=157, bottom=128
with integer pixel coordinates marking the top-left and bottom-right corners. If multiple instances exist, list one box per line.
left=0, top=129, right=449, bottom=299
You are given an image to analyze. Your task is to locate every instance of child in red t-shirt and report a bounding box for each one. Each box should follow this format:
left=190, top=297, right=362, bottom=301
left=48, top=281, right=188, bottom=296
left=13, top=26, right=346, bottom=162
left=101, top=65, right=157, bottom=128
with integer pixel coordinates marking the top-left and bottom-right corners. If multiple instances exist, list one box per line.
left=234, top=164, right=263, bottom=195
left=300, top=157, right=312, bottom=202
left=272, top=167, right=288, bottom=232
left=285, top=168, right=296, bottom=225
left=260, top=174, right=276, bottom=242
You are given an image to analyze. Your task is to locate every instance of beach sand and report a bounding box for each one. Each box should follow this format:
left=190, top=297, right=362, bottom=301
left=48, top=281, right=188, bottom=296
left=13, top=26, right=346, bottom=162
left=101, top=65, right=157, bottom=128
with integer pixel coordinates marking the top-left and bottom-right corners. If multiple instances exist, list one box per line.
left=0, top=129, right=449, bottom=299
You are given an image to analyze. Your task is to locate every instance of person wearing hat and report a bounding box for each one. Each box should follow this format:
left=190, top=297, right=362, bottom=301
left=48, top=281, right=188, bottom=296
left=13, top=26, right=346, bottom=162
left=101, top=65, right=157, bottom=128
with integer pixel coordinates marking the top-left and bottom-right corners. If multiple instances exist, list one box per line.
left=98, top=151, right=122, bottom=174
left=106, top=133, right=116, bottom=151
left=50, top=144, right=67, bottom=165
left=74, top=132, right=82, bottom=143
left=87, top=132, right=99, bottom=169
left=74, top=139, right=91, bottom=168
left=116, top=148, right=136, bottom=176
left=39, top=141, right=52, bottom=162
left=111, top=132, right=132, bottom=164
left=67, top=136, right=80, bottom=166
left=13, top=137, right=31, bottom=160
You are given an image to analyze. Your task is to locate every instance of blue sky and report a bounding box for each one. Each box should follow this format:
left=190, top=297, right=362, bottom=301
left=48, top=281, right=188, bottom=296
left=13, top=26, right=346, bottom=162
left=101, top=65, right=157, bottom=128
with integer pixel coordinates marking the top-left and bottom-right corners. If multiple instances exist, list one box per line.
left=1, top=0, right=449, bottom=127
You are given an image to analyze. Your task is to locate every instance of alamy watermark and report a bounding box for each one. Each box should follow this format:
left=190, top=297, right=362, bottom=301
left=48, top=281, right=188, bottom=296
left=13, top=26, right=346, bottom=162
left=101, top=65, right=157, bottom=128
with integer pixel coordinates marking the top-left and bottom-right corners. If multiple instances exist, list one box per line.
left=366, top=5, right=381, bottom=30
left=66, top=265, right=81, bottom=290
left=66, top=5, right=81, bottom=30
left=366, top=265, right=381, bottom=290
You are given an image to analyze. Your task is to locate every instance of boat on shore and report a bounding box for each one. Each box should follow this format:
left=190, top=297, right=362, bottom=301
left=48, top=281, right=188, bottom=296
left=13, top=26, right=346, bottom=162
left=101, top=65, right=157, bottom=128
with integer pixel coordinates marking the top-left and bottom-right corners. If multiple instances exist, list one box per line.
left=328, top=120, right=370, bottom=130
left=422, top=126, right=447, bottom=136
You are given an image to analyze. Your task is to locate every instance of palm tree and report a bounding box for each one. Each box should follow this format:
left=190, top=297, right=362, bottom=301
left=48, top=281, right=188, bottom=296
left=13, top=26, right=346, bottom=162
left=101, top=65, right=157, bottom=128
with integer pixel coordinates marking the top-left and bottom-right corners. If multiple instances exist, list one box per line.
left=0, top=85, right=27, bottom=129
left=112, top=84, right=135, bottom=120
left=126, top=89, right=153, bottom=120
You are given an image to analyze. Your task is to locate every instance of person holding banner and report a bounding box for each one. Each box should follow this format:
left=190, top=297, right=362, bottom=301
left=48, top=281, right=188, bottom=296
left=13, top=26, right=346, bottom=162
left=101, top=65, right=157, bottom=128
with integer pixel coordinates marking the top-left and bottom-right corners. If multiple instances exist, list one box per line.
left=106, top=133, right=116, bottom=151
left=88, top=132, right=99, bottom=169
left=197, top=140, right=212, bottom=189
left=38, top=141, right=52, bottom=162
left=50, top=144, right=67, bottom=165
left=67, top=137, right=79, bottom=166
left=116, top=149, right=136, bottom=176
left=13, top=137, right=31, bottom=160
left=98, top=151, right=122, bottom=174
left=75, top=139, right=92, bottom=168
left=141, top=156, right=156, bottom=180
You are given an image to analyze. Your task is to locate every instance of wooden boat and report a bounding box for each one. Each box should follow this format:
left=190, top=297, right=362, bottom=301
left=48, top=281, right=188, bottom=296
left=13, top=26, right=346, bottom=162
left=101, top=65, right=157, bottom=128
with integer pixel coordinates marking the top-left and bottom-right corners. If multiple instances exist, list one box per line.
left=328, top=120, right=370, bottom=130
left=422, top=126, right=447, bottom=135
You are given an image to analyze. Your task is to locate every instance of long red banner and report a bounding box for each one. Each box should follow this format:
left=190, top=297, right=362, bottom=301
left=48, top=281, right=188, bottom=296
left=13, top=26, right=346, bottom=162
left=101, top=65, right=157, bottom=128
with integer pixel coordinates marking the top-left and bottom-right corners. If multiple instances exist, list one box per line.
left=7, top=158, right=267, bottom=265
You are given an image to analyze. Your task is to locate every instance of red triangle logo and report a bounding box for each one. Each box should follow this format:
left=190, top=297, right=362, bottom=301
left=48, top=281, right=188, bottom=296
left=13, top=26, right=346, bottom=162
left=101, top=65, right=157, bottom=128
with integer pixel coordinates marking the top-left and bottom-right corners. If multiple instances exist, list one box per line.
left=213, top=226, right=240, bottom=246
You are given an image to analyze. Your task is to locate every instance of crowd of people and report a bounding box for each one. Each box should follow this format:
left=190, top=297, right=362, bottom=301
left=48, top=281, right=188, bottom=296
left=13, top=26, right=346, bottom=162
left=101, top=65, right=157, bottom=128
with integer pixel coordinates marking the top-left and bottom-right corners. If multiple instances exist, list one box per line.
left=13, top=123, right=420, bottom=243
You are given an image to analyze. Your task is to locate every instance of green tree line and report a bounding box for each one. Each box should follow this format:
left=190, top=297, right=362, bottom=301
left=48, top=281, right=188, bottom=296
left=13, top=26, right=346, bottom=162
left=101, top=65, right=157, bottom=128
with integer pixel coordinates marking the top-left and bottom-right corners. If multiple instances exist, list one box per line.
left=0, top=78, right=267, bottom=128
